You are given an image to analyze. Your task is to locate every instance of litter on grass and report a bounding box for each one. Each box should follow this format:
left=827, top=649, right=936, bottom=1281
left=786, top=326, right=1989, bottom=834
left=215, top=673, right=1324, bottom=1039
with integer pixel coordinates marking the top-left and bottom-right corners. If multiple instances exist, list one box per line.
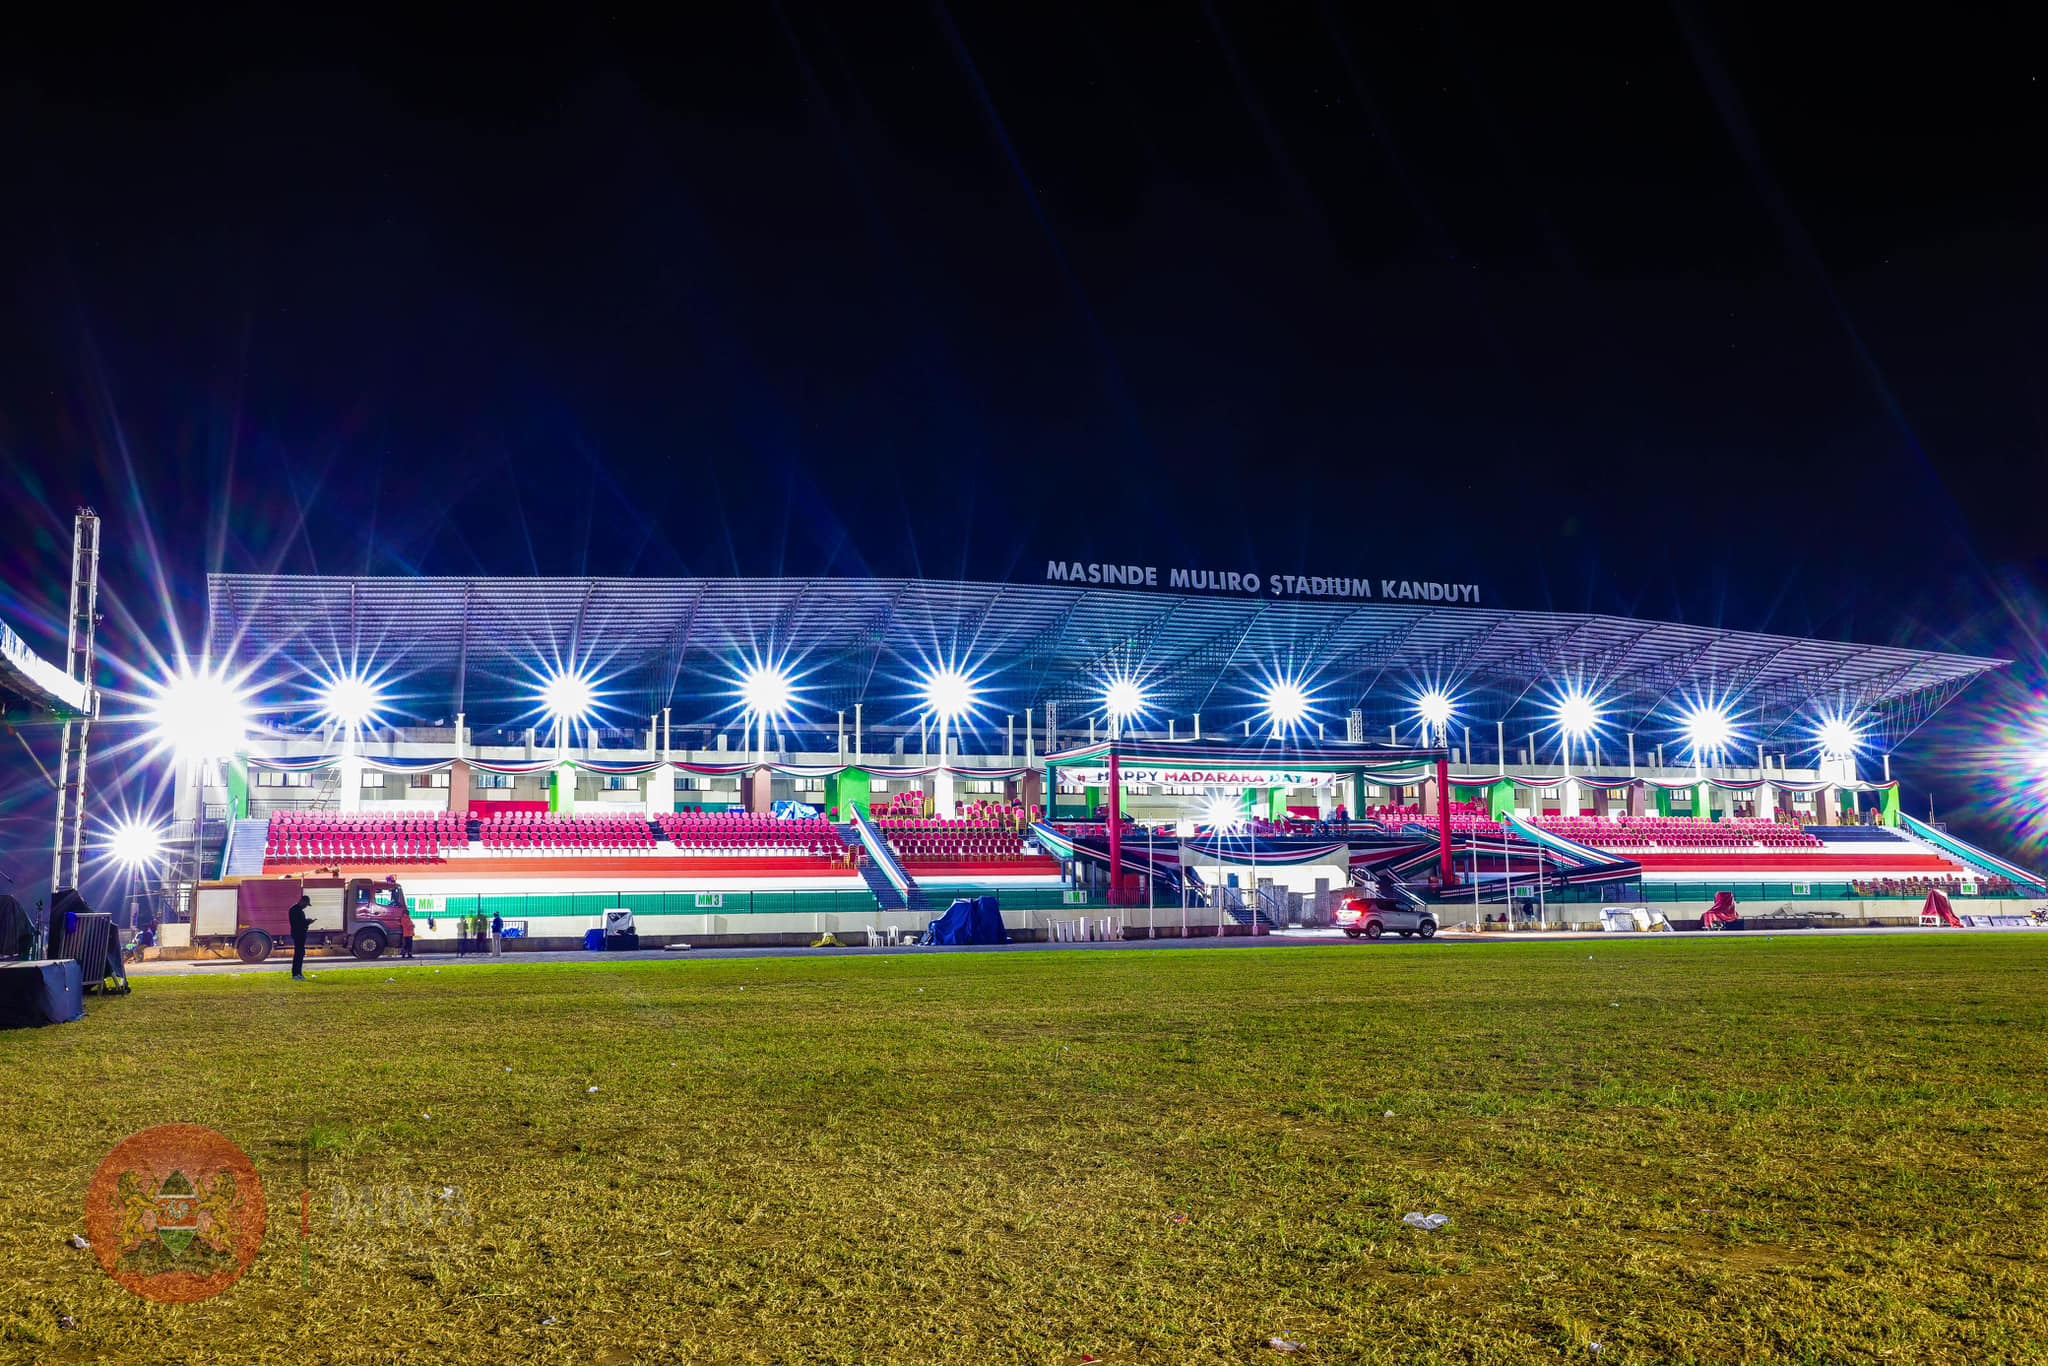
left=67, top=1234, right=89, bottom=1250
left=1402, top=1212, right=1450, bottom=1231
left=1267, top=1337, right=1304, bottom=1354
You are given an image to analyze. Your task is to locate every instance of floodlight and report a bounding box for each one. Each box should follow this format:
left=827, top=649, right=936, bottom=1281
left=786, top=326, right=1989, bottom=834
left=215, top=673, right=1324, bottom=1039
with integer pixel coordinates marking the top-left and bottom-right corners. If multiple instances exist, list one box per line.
left=1260, top=678, right=1312, bottom=734
left=1103, top=677, right=1148, bottom=723
left=1553, top=690, right=1602, bottom=740
left=921, top=666, right=978, bottom=723
left=318, top=672, right=384, bottom=731
left=1417, top=690, right=1455, bottom=730
left=738, top=662, right=796, bottom=723
left=538, top=668, right=597, bottom=727
left=147, top=668, right=251, bottom=761
left=106, top=819, right=167, bottom=871
left=1816, top=717, right=1862, bottom=759
left=1204, top=794, right=1246, bottom=832
left=1680, top=703, right=1733, bottom=757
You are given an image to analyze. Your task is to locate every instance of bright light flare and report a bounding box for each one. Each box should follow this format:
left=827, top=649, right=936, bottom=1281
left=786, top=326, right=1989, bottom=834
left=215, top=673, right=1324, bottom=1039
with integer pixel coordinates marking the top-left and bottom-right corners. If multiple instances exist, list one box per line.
left=1680, top=702, right=1734, bottom=758
left=1103, top=676, right=1148, bottom=723
left=1260, top=677, right=1313, bottom=735
left=738, top=661, right=796, bottom=723
left=146, top=668, right=251, bottom=761
left=105, top=819, right=167, bottom=871
left=1553, top=689, right=1603, bottom=740
left=920, top=666, right=979, bottom=723
left=1204, top=794, right=1246, bottom=832
left=318, top=672, right=385, bottom=730
left=1416, top=690, right=1455, bottom=730
left=1816, top=717, right=1863, bottom=760
left=538, top=668, right=598, bottom=727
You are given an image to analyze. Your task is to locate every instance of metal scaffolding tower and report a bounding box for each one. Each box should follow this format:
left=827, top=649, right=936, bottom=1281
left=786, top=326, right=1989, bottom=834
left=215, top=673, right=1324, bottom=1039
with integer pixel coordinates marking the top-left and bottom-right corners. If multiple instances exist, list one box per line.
left=49, top=508, right=102, bottom=893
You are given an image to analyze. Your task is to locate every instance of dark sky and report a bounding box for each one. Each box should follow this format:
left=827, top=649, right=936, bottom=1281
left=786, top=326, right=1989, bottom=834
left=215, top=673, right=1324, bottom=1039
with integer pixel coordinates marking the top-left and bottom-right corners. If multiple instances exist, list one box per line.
left=3, top=4, right=2046, bottom=888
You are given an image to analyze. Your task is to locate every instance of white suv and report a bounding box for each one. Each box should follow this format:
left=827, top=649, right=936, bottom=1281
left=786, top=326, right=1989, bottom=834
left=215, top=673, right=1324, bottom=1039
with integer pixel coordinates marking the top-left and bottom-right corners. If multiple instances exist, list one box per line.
left=1334, top=894, right=1438, bottom=940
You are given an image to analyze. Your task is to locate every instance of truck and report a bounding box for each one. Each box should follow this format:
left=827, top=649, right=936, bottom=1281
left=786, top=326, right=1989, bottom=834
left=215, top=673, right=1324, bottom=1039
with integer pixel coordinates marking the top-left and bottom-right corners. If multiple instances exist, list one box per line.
left=188, top=875, right=411, bottom=964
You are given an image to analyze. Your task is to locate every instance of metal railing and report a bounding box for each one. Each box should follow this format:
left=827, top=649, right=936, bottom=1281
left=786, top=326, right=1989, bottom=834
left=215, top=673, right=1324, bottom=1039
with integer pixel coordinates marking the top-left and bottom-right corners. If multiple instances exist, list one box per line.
left=1433, top=880, right=2037, bottom=905
left=410, top=883, right=1117, bottom=922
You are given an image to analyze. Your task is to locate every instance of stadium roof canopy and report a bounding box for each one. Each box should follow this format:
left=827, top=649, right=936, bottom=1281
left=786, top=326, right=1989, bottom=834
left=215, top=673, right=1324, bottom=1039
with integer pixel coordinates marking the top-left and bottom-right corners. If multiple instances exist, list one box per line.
left=206, top=574, right=2001, bottom=754
left=0, top=616, right=88, bottom=718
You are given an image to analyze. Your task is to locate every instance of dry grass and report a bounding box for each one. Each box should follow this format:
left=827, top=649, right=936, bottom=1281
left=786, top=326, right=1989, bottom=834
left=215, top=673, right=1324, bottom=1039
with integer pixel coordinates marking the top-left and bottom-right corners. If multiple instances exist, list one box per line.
left=4, top=935, right=2047, bottom=1363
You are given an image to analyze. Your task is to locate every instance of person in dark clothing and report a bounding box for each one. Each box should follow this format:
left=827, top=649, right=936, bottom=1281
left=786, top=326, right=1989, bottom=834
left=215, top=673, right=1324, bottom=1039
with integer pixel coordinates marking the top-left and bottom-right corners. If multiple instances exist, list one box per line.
left=384, top=877, right=415, bottom=958
left=0, top=895, right=30, bottom=959
left=287, top=895, right=312, bottom=981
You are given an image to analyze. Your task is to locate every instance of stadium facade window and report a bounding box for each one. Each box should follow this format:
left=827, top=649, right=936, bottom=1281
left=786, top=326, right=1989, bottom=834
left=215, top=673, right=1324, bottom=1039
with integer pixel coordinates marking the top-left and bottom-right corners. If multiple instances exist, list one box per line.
left=255, top=770, right=313, bottom=788
left=474, top=772, right=515, bottom=790
left=361, top=772, right=385, bottom=790
left=603, top=775, right=637, bottom=791
left=409, top=771, right=452, bottom=789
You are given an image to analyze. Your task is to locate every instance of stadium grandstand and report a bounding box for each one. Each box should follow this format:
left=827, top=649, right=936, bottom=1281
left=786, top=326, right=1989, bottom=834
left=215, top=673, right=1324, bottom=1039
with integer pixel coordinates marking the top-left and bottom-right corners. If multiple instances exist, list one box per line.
left=136, top=572, right=2043, bottom=949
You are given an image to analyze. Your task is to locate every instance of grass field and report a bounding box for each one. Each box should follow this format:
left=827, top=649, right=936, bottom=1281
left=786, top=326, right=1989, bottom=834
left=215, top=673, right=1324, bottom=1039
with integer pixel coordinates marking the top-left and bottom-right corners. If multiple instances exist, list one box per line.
left=4, top=936, right=2047, bottom=1363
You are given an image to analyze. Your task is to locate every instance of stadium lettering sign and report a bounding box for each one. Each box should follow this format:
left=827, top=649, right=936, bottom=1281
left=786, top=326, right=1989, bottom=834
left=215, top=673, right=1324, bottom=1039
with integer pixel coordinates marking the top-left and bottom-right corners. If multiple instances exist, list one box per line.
left=1043, top=561, right=1479, bottom=604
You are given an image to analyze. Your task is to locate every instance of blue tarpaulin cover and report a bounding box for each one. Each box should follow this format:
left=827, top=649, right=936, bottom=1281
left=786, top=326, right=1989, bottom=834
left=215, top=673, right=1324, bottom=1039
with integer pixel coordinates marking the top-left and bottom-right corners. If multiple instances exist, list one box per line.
left=922, top=895, right=1009, bottom=946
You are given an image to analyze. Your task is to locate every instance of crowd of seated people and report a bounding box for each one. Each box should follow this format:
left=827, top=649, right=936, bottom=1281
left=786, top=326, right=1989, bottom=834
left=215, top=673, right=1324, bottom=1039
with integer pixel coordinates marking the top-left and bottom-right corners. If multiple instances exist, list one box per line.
left=266, top=812, right=466, bottom=864
left=657, top=812, right=844, bottom=859
left=867, top=793, right=1035, bottom=829
left=1534, top=816, right=1822, bottom=850
left=871, top=815, right=1037, bottom=863
left=478, top=812, right=657, bottom=853
left=1853, top=873, right=2019, bottom=897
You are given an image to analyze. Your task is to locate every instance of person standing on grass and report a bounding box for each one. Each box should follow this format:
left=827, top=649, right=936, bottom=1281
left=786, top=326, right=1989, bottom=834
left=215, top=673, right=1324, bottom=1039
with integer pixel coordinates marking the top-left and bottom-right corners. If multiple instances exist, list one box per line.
left=382, top=876, right=415, bottom=958
left=287, top=895, right=312, bottom=981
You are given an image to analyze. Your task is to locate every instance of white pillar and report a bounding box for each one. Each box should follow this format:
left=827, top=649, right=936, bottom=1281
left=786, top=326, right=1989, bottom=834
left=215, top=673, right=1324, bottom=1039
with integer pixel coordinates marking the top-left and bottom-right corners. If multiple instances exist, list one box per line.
left=933, top=715, right=957, bottom=817
left=554, top=762, right=578, bottom=815
left=339, top=743, right=364, bottom=813
left=645, top=764, right=676, bottom=817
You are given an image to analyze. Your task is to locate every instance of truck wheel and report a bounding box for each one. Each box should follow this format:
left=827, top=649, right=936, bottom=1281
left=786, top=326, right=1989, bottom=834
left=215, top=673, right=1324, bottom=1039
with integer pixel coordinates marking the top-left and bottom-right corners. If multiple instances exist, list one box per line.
left=235, top=930, right=272, bottom=964
left=1364, top=920, right=1384, bottom=940
left=350, top=927, right=387, bottom=960
left=1418, top=920, right=1437, bottom=939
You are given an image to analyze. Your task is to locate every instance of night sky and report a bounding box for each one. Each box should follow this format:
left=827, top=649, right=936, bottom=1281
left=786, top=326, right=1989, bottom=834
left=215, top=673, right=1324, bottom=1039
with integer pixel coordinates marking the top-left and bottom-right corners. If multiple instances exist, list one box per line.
left=3, top=6, right=2045, bottom=891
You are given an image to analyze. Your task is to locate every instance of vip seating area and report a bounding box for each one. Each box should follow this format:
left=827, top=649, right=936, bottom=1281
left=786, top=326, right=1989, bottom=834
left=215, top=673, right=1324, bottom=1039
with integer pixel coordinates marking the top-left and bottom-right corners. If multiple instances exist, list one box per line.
left=1853, top=874, right=2021, bottom=897
left=479, top=812, right=657, bottom=853
left=873, top=817, right=1040, bottom=864
left=1534, top=816, right=1823, bottom=850
left=869, top=794, right=1036, bottom=827
left=658, top=813, right=844, bottom=858
left=265, top=812, right=466, bottom=864
left=1370, top=803, right=1506, bottom=840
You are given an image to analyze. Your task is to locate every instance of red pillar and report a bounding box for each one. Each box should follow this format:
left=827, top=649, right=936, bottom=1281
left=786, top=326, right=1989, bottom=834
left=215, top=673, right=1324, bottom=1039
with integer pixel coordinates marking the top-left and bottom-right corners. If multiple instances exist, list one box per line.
left=1105, top=746, right=1125, bottom=905
left=1436, top=756, right=1456, bottom=886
